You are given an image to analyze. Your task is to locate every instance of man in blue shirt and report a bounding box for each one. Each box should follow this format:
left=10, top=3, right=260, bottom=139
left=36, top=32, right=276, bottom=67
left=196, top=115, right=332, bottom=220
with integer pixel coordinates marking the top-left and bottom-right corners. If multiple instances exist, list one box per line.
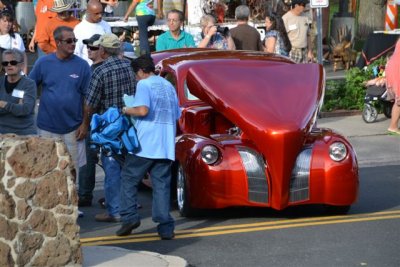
left=117, top=54, right=181, bottom=239
left=156, top=9, right=195, bottom=51
left=29, top=26, right=91, bottom=176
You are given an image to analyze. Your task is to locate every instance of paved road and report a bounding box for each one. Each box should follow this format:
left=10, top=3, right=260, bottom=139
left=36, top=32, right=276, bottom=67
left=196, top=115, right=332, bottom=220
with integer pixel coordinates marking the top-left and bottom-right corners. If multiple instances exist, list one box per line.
left=80, top=165, right=400, bottom=267
left=78, top=114, right=400, bottom=266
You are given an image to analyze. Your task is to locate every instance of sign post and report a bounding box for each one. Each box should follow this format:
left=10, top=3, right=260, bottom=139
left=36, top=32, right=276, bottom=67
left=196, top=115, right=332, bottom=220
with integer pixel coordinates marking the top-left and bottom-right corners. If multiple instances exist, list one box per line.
left=310, top=0, right=329, bottom=65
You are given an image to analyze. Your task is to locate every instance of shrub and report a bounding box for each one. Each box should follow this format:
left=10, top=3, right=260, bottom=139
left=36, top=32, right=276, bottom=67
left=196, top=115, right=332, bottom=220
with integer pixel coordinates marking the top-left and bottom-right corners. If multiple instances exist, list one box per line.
left=321, top=57, right=387, bottom=111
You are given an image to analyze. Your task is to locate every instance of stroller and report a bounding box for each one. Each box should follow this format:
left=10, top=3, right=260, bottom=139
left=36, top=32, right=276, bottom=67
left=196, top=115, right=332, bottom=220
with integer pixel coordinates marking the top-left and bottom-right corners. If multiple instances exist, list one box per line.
left=362, top=85, right=394, bottom=123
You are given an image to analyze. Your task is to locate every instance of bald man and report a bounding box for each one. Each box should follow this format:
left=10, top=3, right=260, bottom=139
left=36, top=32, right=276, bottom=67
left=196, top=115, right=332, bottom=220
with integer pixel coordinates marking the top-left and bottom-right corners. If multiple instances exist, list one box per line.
left=74, top=0, right=111, bottom=65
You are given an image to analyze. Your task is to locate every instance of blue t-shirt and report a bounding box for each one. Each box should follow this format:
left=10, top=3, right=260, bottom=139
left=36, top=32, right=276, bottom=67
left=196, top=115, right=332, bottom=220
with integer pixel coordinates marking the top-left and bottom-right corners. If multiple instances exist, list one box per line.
left=132, top=75, right=181, bottom=160
left=29, top=53, right=91, bottom=134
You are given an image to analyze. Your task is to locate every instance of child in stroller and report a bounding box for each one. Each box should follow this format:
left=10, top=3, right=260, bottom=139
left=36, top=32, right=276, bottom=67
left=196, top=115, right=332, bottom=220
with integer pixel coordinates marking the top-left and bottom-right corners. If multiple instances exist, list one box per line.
left=363, top=65, right=394, bottom=123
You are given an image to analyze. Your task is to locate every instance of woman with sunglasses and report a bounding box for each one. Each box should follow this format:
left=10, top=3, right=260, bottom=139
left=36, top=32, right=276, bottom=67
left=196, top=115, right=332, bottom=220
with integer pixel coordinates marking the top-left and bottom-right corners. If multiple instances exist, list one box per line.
left=0, top=49, right=37, bottom=135
left=0, top=11, right=27, bottom=74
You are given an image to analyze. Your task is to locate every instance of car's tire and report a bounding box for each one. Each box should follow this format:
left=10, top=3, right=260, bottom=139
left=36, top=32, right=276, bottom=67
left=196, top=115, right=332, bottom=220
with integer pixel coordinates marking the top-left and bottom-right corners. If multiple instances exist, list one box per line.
left=170, top=162, right=178, bottom=201
left=176, top=164, right=195, bottom=217
left=383, top=102, right=393, bottom=119
left=324, top=205, right=351, bottom=215
left=362, top=104, right=378, bottom=123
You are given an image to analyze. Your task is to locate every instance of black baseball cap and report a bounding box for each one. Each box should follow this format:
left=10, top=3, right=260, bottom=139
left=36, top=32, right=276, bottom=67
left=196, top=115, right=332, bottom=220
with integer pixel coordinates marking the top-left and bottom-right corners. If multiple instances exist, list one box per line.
left=83, top=34, right=101, bottom=45
left=291, top=0, right=309, bottom=5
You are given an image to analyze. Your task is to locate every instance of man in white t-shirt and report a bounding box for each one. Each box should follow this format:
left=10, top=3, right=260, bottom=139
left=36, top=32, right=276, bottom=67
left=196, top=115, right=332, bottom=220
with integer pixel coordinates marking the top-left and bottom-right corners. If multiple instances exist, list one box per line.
left=282, top=0, right=313, bottom=63
left=74, top=0, right=111, bottom=65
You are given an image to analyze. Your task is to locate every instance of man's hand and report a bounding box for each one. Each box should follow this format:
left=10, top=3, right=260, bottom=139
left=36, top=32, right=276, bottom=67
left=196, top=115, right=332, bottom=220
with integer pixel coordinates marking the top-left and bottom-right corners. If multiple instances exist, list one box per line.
left=76, top=123, right=88, bottom=141
left=307, top=50, right=314, bottom=63
left=208, top=26, right=218, bottom=37
left=0, top=100, right=7, bottom=108
left=28, top=39, right=35, bottom=53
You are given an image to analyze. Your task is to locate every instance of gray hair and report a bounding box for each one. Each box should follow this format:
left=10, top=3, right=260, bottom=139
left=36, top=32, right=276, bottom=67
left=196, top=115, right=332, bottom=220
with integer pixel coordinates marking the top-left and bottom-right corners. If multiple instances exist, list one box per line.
left=2, top=48, right=24, bottom=63
left=53, top=26, right=74, bottom=41
left=200, top=14, right=216, bottom=29
left=102, top=46, right=121, bottom=56
left=235, top=5, right=250, bottom=21
left=167, top=9, right=184, bottom=22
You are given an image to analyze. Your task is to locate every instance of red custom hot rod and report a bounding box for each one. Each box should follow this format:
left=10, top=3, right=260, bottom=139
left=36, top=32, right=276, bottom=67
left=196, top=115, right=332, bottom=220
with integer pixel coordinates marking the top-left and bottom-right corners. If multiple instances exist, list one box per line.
left=153, top=49, right=359, bottom=217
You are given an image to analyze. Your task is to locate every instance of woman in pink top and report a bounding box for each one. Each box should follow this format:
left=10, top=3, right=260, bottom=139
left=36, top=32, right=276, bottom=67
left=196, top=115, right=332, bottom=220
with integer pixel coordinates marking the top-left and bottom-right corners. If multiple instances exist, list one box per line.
left=385, top=39, right=400, bottom=135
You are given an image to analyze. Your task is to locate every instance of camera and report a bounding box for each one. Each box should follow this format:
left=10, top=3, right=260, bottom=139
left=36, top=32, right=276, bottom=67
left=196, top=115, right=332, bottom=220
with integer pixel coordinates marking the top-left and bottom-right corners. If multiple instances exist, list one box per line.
left=216, top=26, right=229, bottom=36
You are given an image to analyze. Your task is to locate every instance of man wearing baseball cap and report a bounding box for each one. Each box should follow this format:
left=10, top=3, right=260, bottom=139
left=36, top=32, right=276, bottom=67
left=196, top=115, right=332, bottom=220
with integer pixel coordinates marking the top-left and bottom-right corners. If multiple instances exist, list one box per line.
left=78, top=33, right=104, bottom=208
left=84, top=33, right=136, bottom=222
left=36, top=0, right=80, bottom=54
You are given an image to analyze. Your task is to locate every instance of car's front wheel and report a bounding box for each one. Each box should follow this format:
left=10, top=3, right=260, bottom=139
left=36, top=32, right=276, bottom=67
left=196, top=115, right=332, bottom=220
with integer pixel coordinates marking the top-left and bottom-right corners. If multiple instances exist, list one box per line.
left=176, top=164, right=195, bottom=217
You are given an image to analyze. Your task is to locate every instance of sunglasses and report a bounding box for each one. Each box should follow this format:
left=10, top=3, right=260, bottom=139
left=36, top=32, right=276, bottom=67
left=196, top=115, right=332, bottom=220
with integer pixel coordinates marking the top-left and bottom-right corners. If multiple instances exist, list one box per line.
left=1, top=60, right=20, bottom=66
left=87, top=46, right=100, bottom=51
left=59, top=38, right=78, bottom=44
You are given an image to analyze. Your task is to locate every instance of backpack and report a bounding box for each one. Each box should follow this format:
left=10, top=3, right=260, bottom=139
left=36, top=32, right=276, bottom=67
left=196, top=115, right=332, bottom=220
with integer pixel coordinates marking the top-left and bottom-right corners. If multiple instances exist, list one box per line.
left=90, top=107, right=139, bottom=156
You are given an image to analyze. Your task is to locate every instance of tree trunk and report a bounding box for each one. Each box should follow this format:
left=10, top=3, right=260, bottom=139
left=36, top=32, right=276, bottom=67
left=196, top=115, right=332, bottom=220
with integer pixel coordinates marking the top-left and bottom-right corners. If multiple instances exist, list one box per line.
left=357, top=0, right=386, bottom=39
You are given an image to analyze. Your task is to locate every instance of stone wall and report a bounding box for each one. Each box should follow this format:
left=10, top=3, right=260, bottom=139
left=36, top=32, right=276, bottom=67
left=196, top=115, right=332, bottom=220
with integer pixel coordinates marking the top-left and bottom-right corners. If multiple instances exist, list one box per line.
left=0, top=135, right=82, bottom=267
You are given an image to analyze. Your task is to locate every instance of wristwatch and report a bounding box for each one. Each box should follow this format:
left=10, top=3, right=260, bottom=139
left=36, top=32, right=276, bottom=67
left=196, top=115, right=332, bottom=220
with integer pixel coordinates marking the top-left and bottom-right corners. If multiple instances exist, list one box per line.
left=122, top=107, right=127, bottom=114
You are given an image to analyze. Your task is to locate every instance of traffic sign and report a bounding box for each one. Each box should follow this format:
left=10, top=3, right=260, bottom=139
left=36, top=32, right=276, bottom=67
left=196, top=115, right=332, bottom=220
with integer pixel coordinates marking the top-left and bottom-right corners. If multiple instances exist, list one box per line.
left=310, top=0, right=329, bottom=8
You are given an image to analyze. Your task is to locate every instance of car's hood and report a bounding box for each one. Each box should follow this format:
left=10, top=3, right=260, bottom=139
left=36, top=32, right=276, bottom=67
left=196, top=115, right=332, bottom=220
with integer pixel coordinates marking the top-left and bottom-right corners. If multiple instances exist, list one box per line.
left=186, top=62, right=324, bottom=208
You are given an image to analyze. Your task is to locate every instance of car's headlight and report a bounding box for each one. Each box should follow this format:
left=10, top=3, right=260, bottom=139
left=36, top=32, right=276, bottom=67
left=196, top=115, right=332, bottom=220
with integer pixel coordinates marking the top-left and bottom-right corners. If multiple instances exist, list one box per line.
left=201, top=145, right=219, bottom=165
left=329, top=142, right=347, bottom=161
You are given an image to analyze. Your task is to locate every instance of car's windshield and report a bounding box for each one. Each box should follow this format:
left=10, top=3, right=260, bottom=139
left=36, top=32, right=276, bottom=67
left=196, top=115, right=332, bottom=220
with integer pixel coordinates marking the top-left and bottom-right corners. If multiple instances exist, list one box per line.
left=184, top=80, right=199, bottom=101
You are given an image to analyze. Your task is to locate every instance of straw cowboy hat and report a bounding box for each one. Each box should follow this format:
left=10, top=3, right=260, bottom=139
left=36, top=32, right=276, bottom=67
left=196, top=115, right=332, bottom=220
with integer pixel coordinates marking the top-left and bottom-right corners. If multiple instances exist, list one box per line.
left=49, top=0, right=73, bottom=13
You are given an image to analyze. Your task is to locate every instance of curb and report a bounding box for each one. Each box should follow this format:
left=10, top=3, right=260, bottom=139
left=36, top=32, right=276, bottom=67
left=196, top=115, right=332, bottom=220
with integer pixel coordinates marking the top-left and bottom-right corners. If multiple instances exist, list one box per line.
left=319, top=110, right=362, bottom=118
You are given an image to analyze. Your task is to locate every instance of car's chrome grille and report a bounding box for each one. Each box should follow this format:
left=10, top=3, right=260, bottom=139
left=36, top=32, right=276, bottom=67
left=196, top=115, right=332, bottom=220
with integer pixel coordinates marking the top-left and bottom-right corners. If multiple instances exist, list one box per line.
left=289, top=148, right=311, bottom=203
left=238, top=148, right=268, bottom=204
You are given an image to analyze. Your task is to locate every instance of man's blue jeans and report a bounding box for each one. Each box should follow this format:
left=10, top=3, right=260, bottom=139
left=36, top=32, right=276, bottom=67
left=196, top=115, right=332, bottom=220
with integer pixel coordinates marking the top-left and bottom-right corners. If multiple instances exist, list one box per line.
left=78, top=135, right=98, bottom=202
left=101, top=154, right=122, bottom=217
left=136, top=14, right=155, bottom=55
left=120, top=154, right=175, bottom=237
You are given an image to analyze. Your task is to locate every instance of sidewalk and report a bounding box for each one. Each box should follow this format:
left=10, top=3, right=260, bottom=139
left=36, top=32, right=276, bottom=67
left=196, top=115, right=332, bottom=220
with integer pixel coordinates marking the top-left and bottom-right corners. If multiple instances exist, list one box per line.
left=82, top=246, right=187, bottom=267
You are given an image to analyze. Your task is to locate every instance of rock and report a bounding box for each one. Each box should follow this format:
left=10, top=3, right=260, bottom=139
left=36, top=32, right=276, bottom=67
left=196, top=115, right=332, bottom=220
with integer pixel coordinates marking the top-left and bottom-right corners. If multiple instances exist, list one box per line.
left=22, top=210, right=57, bottom=237
left=0, top=190, right=15, bottom=219
left=0, top=136, right=81, bottom=266
left=0, top=216, right=18, bottom=240
left=0, top=241, right=14, bottom=267
left=7, top=137, right=58, bottom=178
left=31, top=235, right=74, bottom=266
left=58, top=216, right=80, bottom=240
left=17, top=199, right=32, bottom=220
left=33, top=171, right=68, bottom=209
left=15, top=233, right=44, bottom=266
left=14, top=180, right=36, bottom=199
